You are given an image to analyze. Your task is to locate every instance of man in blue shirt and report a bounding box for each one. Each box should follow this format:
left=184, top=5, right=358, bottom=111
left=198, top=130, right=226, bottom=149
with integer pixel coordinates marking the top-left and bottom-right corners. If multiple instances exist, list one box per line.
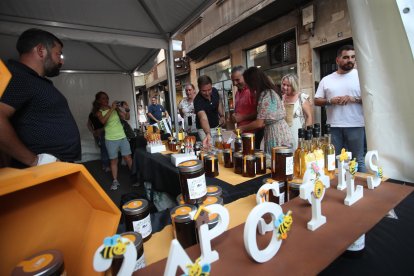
left=147, top=96, right=169, bottom=125
left=0, top=28, right=81, bottom=167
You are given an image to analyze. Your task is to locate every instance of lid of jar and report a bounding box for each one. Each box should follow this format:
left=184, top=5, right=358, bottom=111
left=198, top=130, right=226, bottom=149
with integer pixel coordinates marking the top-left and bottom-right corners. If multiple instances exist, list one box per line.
left=171, top=204, right=197, bottom=223
left=263, top=178, right=285, bottom=187
left=207, top=185, right=222, bottom=197
left=121, top=231, right=143, bottom=249
left=223, top=148, right=232, bottom=153
left=254, top=150, right=264, bottom=157
left=241, top=133, right=254, bottom=138
left=244, top=154, right=256, bottom=160
left=176, top=194, right=184, bottom=205
left=233, top=152, right=243, bottom=158
left=298, top=128, right=305, bottom=138
left=276, top=148, right=293, bottom=154
left=122, top=199, right=149, bottom=215
left=205, top=154, right=218, bottom=161
left=12, top=249, right=64, bottom=276
left=178, top=160, right=203, bottom=172
left=208, top=213, right=219, bottom=224
left=203, top=195, right=224, bottom=206
left=289, top=182, right=301, bottom=189
left=272, top=146, right=289, bottom=152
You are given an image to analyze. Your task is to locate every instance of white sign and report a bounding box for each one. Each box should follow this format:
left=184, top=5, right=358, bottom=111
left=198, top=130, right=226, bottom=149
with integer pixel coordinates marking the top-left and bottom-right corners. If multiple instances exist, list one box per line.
left=344, top=159, right=364, bottom=206
left=255, top=181, right=282, bottom=235
left=299, top=162, right=330, bottom=231
left=337, top=150, right=352, bottom=191
left=365, top=150, right=383, bottom=189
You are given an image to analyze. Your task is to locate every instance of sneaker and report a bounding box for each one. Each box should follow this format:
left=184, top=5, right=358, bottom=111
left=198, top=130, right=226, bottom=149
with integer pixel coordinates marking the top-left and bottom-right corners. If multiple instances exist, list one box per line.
left=111, top=180, right=120, bottom=190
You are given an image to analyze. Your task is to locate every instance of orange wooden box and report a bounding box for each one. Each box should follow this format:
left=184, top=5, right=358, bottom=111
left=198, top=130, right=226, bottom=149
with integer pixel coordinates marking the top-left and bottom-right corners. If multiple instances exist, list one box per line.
left=0, top=163, right=121, bottom=275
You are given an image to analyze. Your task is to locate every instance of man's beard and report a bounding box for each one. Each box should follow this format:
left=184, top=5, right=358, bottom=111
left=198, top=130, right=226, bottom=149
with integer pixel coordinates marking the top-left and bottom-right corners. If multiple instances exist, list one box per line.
left=339, top=62, right=354, bottom=72
left=44, top=55, right=61, bottom=77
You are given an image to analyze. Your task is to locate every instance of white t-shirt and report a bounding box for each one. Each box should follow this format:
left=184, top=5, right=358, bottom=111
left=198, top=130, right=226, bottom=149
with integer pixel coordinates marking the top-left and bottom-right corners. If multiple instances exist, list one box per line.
left=315, top=69, right=364, bottom=127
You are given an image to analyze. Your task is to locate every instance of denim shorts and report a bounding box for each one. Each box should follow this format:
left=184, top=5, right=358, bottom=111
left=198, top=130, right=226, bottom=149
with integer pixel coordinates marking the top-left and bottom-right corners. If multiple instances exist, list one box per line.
left=105, top=138, right=131, bottom=159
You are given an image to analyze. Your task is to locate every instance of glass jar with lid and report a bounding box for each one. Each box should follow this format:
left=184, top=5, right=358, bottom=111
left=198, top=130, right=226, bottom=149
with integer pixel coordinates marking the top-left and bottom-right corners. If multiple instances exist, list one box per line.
left=122, top=199, right=152, bottom=241
left=170, top=204, right=198, bottom=248
left=241, top=133, right=255, bottom=155
left=233, top=152, right=243, bottom=174
left=178, top=160, right=207, bottom=205
left=204, top=154, right=219, bottom=178
left=272, top=147, right=294, bottom=182
left=242, top=154, right=257, bottom=177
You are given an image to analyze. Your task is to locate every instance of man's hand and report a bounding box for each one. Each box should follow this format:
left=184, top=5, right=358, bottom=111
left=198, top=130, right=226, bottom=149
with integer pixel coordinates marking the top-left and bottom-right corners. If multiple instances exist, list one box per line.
left=232, top=113, right=244, bottom=123
left=338, top=95, right=353, bottom=105
left=219, top=116, right=225, bottom=126
left=203, top=133, right=212, bottom=149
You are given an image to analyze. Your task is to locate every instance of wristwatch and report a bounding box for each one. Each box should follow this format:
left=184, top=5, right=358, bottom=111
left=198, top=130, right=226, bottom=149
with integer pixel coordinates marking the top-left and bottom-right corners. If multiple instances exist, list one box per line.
left=354, top=97, right=362, bottom=104
left=326, top=98, right=332, bottom=106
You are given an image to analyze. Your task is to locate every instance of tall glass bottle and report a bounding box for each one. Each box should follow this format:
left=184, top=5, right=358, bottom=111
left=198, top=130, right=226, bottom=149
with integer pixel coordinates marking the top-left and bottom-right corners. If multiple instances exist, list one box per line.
left=324, top=124, right=336, bottom=179
left=312, top=127, right=325, bottom=169
left=294, top=128, right=305, bottom=179
left=214, top=127, right=224, bottom=149
left=300, top=129, right=313, bottom=178
left=234, top=129, right=242, bottom=152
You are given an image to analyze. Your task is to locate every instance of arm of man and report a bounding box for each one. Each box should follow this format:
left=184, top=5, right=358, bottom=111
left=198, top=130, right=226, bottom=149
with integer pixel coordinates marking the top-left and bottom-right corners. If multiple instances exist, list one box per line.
left=0, top=103, right=37, bottom=166
left=218, top=98, right=225, bottom=126
left=164, top=109, right=169, bottom=119
left=233, top=112, right=257, bottom=123
left=339, top=95, right=362, bottom=105
left=197, top=110, right=212, bottom=148
left=302, top=100, right=313, bottom=126
left=147, top=112, right=158, bottom=123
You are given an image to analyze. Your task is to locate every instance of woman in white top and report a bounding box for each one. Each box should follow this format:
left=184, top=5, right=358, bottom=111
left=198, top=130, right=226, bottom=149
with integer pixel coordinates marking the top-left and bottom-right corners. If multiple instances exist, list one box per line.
left=281, top=74, right=313, bottom=149
left=178, top=83, right=198, bottom=135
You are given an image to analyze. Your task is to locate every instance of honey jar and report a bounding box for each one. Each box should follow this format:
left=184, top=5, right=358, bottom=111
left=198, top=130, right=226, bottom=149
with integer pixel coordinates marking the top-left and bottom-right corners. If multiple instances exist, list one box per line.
left=178, top=160, right=207, bottom=205
left=255, top=150, right=266, bottom=174
left=122, top=199, right=152, bottom=241
left=241, top=133, right=255, bottom=155
left=12, top=249, right=65, bottom=276
left=242, top=154, right=256, bottom=177
left=216, top=149, right=224, bottom=165
left=262, top=178, right=286, bottom=205
left=170, top=205, right=198, bottom=248
left=234, top=137, right=242, bottom=153
left=204, top=155, right=219, bottom=178
left=223, top=148, right=233, bottom=168
left=272, top=147, right=294, bottom=182
left=233, top=152, right=243, bottom=174
left=206, top=185, right=222, bottom=197
left=288, top=182, right=301, bottom=201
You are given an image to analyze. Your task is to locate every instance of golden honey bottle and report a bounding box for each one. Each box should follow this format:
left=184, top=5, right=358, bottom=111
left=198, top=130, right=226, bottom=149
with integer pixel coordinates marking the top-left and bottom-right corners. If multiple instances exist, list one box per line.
left=300, top=129, right=312, bottom=178
left=312, top=127, right=325, bottom=170
left=214, top=127, right=224, bottom=149
left=294, top=128, right=305, bottom=179
left=324, top=124, right=336, bottom=179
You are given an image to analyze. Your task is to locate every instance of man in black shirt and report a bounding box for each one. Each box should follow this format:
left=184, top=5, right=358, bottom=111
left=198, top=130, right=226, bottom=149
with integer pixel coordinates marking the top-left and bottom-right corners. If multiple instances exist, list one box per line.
left=0, top=28, right=81, bottom=167
left=194, top=75, right=225, bottom=148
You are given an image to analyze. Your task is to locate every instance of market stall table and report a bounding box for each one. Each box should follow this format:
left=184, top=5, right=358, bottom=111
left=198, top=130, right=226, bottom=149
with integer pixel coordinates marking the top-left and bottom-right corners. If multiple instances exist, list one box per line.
left=134, top=179, right=413, bottom=275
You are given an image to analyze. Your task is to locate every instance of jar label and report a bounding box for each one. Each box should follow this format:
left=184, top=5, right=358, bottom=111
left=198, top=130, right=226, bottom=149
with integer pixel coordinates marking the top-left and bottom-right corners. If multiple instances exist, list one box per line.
left=347, top=234, right=365, bottom=251
left=133, top=214, right=152, bottom=239
left=134, top=253, right=146, bottom=271
left=285, top=156, right=293, bottom=175
left=187, top=173, right=207, bottom=199
left=279, top=192, right=285, bottom=205
left=327, top=154, right=336, bottom=170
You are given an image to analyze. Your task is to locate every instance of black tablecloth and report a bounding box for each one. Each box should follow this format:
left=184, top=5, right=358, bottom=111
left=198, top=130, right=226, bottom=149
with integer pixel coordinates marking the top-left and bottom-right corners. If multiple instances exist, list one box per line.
left=132, top=147, right=270, bottom=204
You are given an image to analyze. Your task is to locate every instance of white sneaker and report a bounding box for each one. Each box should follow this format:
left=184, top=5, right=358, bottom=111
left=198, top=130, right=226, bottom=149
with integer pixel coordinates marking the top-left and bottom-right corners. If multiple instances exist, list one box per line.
left=111, top=180, right=120, bottom=190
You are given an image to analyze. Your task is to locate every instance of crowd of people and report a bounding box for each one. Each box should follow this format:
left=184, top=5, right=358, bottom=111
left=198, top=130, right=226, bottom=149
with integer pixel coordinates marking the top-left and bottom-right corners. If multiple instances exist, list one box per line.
left=0, top=28, right=366, bottom=190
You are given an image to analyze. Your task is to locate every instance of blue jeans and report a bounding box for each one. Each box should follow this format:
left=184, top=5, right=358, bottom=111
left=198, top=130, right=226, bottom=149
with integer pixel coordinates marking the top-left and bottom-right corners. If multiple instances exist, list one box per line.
left=331, top=127, right=366, bottom=173
left=97, top=133, right=110, bottom=168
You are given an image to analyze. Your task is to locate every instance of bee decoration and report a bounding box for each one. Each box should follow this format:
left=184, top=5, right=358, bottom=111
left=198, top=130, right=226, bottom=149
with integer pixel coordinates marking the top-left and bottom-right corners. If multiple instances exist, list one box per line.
left=184, top=258, right=211, bottom=276
left=339, top=148, right=349, bottom=162
left=311, top=162, right=321, bottom=177
left=274, top=210, right=293, bottom=240
left=348, top=158, right=358, bottom=178
left=100, top=234, right=130, bottom=259
left=377, top=167, right=383, bottom=179
left=313, top=179, right=325, bottom=199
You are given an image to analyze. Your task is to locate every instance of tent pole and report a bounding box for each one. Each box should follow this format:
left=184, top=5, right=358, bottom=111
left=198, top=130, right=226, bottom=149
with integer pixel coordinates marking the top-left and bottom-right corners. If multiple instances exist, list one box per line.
left=166, top=39, right=179, bottom=137
left=129, top=73, right=139, bottom=130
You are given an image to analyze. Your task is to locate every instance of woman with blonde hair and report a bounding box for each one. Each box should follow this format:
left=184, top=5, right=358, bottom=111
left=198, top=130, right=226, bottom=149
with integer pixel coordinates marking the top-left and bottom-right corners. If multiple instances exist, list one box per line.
left=281, top=73, right=313, bottom=149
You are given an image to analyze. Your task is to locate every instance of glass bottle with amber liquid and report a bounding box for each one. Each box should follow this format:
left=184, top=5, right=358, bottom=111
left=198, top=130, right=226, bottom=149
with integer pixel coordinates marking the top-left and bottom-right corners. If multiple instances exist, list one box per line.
left=294, top=128, right=305, bottom=179
left=234, top=129, right=242, bottom=152
left=324, top=124, right=336, bottom=179
left=312, top=127, right=325, bottom=169
left=300, top=129, right=313, bottom=179
left=214, top=127, right=224, bottom=149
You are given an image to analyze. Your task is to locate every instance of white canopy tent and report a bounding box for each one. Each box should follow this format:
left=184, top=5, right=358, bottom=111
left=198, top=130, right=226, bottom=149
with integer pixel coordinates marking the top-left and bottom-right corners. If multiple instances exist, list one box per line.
left=0, top=0, right=215, bottom=161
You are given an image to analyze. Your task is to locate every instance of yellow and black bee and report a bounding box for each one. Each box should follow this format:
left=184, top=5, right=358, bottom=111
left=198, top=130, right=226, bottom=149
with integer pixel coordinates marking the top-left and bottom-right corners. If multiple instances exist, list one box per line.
left=377, top=167, right=383, bottom=179
left=313, top=179, right=325, bottom=199
left=274, top=210, right=293, bottom=240
left=100, top=234, right=130, bottom=259
left=349, top=158, right=358, bottom=178
left=185, top=258, right=211, bottom=276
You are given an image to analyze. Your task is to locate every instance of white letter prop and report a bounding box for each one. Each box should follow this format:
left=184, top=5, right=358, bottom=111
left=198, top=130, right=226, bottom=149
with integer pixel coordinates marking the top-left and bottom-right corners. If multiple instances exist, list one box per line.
left=93, top=236, right=137, bottom=276
left=300, top=162, right=330, bottom=231
left=256, top=182, right=282, bottom=235
left=365, top=150, right=383, bottom=189
left=337, top=149, right=352, bottom=191
left=344, top=159, right=364, bottom=206
left=164, top=239, right=193, bottom=276
left=198, top=204, right=229, bottom=264
left=244, top=202, right=284, bottom=263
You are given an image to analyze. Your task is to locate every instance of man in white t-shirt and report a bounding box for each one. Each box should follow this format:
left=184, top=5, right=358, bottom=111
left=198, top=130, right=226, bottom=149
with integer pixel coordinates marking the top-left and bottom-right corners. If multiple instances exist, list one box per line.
left=315, top=45, right=366, bottom=172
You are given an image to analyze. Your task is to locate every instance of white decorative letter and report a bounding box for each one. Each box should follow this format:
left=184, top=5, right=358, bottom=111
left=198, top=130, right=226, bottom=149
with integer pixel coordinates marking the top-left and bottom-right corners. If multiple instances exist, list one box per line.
left=365, top=150, right=382, bottom=189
